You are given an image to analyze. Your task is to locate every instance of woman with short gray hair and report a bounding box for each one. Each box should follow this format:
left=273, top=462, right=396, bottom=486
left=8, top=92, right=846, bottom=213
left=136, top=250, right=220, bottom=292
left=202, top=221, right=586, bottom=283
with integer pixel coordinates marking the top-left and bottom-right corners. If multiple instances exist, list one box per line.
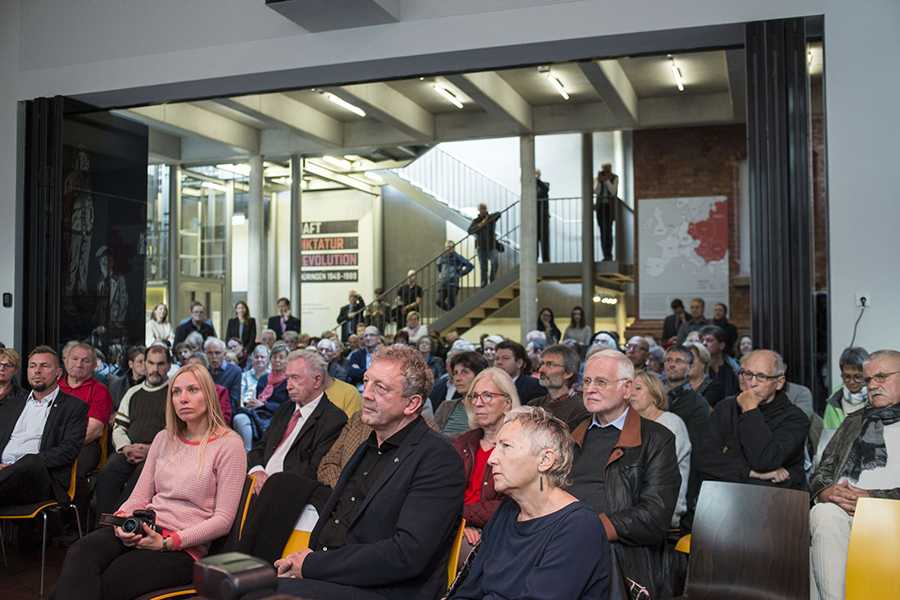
left=449, top=405, right=610, bottom=600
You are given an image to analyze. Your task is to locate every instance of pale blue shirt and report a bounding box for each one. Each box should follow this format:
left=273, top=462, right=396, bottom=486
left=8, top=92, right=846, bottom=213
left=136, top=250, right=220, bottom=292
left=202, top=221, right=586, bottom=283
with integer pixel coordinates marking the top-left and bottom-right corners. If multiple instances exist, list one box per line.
left=1, top=386, right=60, bottom=464
left=588, top=406, right=629, bottom=431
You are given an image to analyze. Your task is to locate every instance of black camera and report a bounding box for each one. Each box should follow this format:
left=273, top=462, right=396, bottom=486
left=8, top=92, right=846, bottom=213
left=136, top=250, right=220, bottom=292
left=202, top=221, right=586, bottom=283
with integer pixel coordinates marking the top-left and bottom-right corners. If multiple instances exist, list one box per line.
left=100, top=509, right=160, bottom=537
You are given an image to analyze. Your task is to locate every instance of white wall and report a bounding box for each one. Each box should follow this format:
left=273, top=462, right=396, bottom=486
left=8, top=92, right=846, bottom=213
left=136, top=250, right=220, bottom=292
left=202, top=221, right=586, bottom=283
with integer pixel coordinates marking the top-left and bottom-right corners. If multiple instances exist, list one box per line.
left=2, top=0, right=899, bottom=388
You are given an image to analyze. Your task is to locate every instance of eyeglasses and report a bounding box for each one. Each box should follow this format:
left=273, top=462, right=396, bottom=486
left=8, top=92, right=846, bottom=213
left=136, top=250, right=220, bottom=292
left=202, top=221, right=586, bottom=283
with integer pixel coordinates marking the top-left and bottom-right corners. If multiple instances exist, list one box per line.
left=626, top=344, right=649, bottom=352
left=469, top=391, right=509, bottom=404
left=863, top=371, right=900, bottom=386
left=841, top=373, right=865, bottom=383
left=0, top=362, right=15, bottom=371
left=539, top=361, right=563, bottom=369
left=739, top=370, right=782, bottom=383
left=664, top=357, right=688, bottom=365
left=582, top=377, right=628, bottom=390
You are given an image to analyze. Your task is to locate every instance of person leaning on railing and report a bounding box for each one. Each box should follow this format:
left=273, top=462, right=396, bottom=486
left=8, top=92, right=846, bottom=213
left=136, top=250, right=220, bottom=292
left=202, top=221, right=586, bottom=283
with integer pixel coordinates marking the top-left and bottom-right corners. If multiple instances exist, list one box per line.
left=468, top=203, right=502, bottom=288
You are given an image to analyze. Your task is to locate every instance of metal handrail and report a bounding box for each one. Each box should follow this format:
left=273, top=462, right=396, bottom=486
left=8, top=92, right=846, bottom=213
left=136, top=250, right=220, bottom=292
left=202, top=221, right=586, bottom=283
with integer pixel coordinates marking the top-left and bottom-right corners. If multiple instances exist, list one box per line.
left=334, top=201, right=521, bottom=338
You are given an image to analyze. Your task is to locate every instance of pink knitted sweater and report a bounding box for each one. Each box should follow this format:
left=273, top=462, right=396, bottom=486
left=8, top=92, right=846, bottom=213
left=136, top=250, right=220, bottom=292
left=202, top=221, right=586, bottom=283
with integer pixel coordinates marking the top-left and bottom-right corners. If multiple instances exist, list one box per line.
left=119, top=429, right=246, bottom=558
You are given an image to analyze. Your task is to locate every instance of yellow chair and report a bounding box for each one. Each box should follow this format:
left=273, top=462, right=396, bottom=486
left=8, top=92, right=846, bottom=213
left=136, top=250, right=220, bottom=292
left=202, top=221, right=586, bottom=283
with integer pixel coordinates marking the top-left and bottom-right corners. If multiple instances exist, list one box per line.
left=0, top=461, right=80, bottom=597
left=845, top=497, right=900, bottom=599
left=281, top=528, right=312, bottom=559
left=675, top=533, right=691, bottom=554
left=446, top=518, right=467, bottom=587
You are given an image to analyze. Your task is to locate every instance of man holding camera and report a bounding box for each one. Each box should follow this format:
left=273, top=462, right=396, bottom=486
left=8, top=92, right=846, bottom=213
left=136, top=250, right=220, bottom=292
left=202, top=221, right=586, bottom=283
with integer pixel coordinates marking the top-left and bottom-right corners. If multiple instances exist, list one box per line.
left=594, top=162, right=619, bottom=261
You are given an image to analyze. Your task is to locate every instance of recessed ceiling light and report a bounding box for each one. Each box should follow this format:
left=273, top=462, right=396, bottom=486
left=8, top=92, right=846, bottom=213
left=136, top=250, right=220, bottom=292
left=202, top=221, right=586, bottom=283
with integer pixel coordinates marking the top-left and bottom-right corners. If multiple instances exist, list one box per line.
left=433, top=84, right=464, bottom=109
left=547, top=73, right=569, bottom=100
left=327, top=94, right=366, bottom=117
left=669, top=56, right=685, bottom=92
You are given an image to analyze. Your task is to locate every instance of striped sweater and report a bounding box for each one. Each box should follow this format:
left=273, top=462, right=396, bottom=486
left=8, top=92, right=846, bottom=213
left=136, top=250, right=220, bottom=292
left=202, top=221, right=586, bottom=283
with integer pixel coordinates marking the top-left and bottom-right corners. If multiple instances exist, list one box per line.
left=119, top=429, right=246, bottom=558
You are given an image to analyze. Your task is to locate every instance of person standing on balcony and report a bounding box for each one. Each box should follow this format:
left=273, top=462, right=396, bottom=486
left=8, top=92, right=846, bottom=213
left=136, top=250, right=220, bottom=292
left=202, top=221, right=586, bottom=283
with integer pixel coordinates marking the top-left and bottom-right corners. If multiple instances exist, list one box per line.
left=395, top=270, right=422, bottom=325
left=468, top=203, right=502, bottom=288
left=536, top=169, right=551, bottom=263
left=594, top=163, right=619, bottom=261
left=436, top=240, right=474, bottom=312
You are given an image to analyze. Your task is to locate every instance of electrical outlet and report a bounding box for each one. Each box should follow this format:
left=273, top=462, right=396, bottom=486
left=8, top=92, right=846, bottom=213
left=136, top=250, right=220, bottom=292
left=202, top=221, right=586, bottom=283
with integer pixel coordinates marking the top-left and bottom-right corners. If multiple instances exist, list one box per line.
left=856, top=292, right=871, bottom=307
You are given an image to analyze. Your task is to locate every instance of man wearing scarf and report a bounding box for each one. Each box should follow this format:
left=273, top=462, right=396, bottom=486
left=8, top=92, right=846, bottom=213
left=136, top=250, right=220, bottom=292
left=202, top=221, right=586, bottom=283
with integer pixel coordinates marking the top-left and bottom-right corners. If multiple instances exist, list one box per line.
left=809, top=349, right=900, bottom=600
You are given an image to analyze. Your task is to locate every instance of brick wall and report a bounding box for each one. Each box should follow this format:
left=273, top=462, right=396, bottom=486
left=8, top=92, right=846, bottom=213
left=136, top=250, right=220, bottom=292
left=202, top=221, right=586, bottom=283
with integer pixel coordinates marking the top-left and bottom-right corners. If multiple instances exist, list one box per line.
left=626, top=124, right=750, bottom=341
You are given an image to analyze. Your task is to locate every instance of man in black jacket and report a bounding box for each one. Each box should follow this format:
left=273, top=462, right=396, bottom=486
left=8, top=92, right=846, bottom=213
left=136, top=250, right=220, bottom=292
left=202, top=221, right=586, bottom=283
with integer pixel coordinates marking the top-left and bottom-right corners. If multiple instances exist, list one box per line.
left=568, top=349, right=680, bottom=600
left=248, top=350, right=347, bottom=494
left=663, top=345, right=711, bottom=446
left=267, top=297, right=302, bottom=340
left=693, top=349, right=810, bottom=494
left=494, top=340, right=547, bottom=405
left=0, top=346, right=88, bottom=506
left=274, top=345, right=465, bottom=600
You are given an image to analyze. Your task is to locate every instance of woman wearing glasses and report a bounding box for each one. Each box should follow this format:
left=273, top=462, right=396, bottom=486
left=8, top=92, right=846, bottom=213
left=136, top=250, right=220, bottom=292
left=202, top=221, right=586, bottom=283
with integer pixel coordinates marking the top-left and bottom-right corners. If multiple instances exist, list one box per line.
left=453, top=368, right=521, bottom=566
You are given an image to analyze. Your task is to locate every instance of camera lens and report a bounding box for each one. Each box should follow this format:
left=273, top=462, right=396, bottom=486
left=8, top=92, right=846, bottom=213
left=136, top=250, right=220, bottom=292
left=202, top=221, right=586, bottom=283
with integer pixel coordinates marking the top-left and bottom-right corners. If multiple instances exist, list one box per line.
left=121, top=517, right=138, bottom=534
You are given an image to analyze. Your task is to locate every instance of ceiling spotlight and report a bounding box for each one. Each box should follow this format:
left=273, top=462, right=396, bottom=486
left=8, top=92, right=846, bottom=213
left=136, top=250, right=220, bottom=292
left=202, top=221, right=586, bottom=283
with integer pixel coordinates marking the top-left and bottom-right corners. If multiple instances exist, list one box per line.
left=807, top=51, right=813, bottom=64
left=323, top=155, right=351, bottom=169
left=547, top=73, right=570, bottom=100
left=669, top=56, right=685, bottom=92
left=593, top=295, right=601, bottom=303
left=327, top=94, right=366, bottom=117
left=434, top=84, right=464, bottom=109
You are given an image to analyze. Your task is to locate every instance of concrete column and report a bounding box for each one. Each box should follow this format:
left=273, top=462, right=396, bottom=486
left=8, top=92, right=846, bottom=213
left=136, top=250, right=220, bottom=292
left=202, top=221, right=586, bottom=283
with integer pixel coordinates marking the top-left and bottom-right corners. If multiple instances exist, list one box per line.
left=290, top=156, right=303, bottom=318
left=224, top=181, right=234, bottom=321
left=519, top=135, right=537, bottom=343
left=247, top=155, right=265, bottom=321
left=168, top=165, right=180, bottom=320
left=581, top=133, right=596, bottom=332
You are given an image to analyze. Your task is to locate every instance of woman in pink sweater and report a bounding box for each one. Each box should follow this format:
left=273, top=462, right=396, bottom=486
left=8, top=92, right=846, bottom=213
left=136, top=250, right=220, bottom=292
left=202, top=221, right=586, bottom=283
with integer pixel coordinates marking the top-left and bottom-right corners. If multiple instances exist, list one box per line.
left=54, top=364, right=247, bottom=600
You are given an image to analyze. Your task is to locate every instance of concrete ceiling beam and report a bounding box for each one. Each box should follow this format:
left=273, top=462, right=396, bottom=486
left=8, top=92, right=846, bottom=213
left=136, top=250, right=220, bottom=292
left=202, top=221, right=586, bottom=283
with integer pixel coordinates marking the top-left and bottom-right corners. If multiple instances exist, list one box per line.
left=323, top=83, right=435, bottom=141
left=578, top=60, right=639, bottom=128
left=121, top=104, right=260, bottom=154
left=216, top=93, right=343, bottom=147
left=445, top=72, right=533, bottom=134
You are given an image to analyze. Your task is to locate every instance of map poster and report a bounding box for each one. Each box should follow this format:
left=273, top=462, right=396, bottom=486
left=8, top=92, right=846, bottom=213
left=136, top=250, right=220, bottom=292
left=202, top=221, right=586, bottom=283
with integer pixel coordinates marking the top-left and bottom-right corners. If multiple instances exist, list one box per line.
left=638, top=196, right=729, bottom=319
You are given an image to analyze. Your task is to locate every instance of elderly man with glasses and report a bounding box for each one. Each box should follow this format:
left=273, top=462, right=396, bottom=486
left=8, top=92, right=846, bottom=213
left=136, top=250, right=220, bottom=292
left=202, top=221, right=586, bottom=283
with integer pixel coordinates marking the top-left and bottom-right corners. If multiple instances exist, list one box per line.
left=692, top=349, right=810, bottom=497
left=809, top=349, right=900, bottom=600
left=567, top=349, right=680, bottom=600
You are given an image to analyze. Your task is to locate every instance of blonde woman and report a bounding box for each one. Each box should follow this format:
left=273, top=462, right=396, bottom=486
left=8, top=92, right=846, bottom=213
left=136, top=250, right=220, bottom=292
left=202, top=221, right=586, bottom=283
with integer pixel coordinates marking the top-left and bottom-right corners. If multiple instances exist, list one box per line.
left=55, top=364, right=246, bottom=600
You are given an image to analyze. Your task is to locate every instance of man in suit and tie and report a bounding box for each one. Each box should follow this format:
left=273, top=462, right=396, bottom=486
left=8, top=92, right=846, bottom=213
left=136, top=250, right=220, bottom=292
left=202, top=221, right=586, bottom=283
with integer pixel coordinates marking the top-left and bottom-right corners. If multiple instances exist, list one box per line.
left=275, top=344, right=465, bottom=600
left=0, top=346, right=89, bottom=506
left=248, top=349, right=348, bottom=494
left=267, top=298, right=302, bottom=341
left=494, top=340, right=548, bottom=405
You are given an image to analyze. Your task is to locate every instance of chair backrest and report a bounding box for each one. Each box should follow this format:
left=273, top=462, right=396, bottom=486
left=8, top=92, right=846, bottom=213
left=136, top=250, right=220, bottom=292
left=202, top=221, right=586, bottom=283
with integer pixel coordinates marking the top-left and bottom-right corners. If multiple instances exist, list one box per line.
left=98, top=425, right=109, bottom=470
left=66, top=460, right=78, bottom=501
left=446, top=518, right=466, bottom=587
left=845, top=497, right=900, bottom=599
left=684, top=481, right=809, bottom=599
left=209, top=474, right=255, bottom=555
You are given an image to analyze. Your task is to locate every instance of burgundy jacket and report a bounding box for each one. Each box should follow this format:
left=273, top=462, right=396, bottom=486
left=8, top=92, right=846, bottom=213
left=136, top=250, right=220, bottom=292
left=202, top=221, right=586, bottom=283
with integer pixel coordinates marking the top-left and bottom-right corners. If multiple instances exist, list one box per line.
left=454, top=428, right=506, bottom=529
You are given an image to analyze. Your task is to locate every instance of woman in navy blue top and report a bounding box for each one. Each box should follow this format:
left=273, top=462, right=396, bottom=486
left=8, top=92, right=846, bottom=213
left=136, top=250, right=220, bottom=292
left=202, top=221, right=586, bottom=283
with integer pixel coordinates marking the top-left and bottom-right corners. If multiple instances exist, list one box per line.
left=450, top=406, right=610, bottom=600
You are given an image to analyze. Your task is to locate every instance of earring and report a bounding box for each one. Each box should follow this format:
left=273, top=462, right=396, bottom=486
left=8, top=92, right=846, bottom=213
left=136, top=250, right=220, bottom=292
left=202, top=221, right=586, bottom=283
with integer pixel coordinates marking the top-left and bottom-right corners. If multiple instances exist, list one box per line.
left=540, top=475, right=544, bottom=492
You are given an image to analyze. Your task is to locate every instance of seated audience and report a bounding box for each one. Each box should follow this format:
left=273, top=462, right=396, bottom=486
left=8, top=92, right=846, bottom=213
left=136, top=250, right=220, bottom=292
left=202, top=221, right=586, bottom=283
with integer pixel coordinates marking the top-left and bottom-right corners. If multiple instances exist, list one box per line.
left=736, top=333, right=753, bottom=359
left=567, top=349, right=679, bottom=599
left=283, top=331, right=301, bottom=352
left=233, top=342, right=289, bottom=451
left=0, top=348, right=27, bottom=405
left=418, top=335, right=446, bottom=381
left=710, top=303, right=738, bottom=356
left=663, top=345, right=711, bottom=446
left=428, top=339, right=476, bottom=415
left=532, top=344, right=589, bottom=422
left=347, top=325, right=381, bottom=392
left=260, top=328, right=277, bottom=350
left=661, top=298, right=686, bottom=343
left=647, top=346, right=666, bottom=377
left=242, top=344, right=270, bottom=405
left=321, top=360, right=362, bottom=418
left=393, top=330, right=410, bottom=346
left=449, top=406, right=610, bottom=600
left=53, top=364, right=245, bottom=600
left=631, top=371, right=691, bottom=529
left=173, top=342, right=191, bottom=368
left=495, top=340, right=548, bottom=405
left=108, top=346, right=146, bottom=412
left=783, top=376, right=814, bottom=419
left=526, top=337, right=549, bottom=373
left=57, top=343, right=113, bottom=537
left=676, top=298, right=709, bottom=345
left=402, top=311, right=427, bottom=346
left=184, top=354, right=232, bottom=425
left=683, top=340, right=725, bottom=409
left=145, top=302, right=173, bottom=346
left=205, top=337, right=242, bottom=414
left=590, top=331, right=621, bottom=352
left=482, top=334, right=503, bottom=367
left=824, top=347, right=869, bottom=430
left=247, top=350, right=347, bottom=494
left=809, top=349, right=900, bottom=600
left=454, top=368, right=522, bottom=563
left=700, top=325, right=740, bottom=397
left=625, top=336, right=650, bottom=372
left=185, top=331, right=204, bottom=354
left=173, top=301, right=216, bottom=346
left=274, top=345, right=465, bottom=600
left=563, top=306, right=592, bottom=360
left=316, top=338, right=347, bottom=382
left=537, top=307, right=561, bottom=344
left=0, top=346, right=88, bottom=506
left=95, top=345, right=172, bottom=524
left=692, top=350, right=810, bottom=494
left=435, top=351, right=489, bottom=441
left=227, top=337, right=248, bottom=370
left=225, top=300, right=257, bottom=348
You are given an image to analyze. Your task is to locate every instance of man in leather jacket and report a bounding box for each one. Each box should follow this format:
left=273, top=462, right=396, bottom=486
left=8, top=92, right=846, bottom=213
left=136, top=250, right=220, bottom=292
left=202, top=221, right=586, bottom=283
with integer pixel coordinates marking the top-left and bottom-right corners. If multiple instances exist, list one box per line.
left=567, top=349, right=680, bottom=599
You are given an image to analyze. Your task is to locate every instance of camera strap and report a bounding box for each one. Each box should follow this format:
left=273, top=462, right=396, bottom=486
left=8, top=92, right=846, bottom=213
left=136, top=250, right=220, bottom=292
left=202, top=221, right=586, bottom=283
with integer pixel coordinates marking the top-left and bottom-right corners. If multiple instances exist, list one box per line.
left=99, top=514, right=127, bottom=528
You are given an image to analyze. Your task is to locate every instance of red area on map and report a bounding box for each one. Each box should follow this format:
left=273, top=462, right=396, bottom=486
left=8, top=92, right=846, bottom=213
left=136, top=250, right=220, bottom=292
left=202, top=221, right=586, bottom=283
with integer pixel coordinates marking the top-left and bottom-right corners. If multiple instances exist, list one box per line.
left=687, top=201, right=728, bottom=263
